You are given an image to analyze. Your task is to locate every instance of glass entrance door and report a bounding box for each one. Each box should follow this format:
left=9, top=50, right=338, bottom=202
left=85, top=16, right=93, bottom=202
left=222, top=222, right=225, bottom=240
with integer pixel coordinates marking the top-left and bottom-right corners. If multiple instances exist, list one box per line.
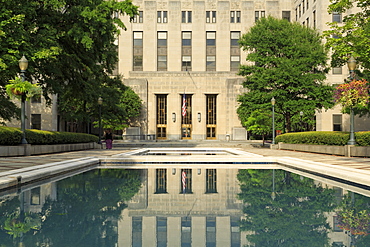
left=206, top=94, right=217, bottom=139
left=181, top=94, right=192, bottom=139
left=156, top=95, right=167, bottom=139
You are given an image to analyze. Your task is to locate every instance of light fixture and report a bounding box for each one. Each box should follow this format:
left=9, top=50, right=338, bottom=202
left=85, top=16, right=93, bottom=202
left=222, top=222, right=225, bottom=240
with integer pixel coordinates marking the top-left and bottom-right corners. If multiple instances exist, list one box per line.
left=197, top=169, right=201, bottom=175
left=98, top=97, right=103, bottom=145
left=19, top=55, right=29, bottom=71
left=19, top=55, right=29, bottom=144
left=347, top=55, right=357, bottom=72
left=172, top=168, right=176, bottom=175
left=347, top=55, right=357, bottom=145
left=197, top=112, right=201, bottom=122
left=172, top=112, right=176, bottom=122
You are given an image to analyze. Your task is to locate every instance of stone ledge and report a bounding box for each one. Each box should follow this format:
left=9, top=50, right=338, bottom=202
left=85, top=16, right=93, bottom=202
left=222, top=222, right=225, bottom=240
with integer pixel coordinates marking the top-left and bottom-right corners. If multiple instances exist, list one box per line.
left=277, top=143, right=370, bottom=157
left=0, top=142, right=101, bottom=157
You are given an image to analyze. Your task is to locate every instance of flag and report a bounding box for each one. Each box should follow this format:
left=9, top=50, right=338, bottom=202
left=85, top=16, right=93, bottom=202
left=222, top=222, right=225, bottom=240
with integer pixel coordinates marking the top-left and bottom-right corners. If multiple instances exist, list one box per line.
left=182, top=170, right=186, bottom=193
left=182, top=93, right=186, bottom=117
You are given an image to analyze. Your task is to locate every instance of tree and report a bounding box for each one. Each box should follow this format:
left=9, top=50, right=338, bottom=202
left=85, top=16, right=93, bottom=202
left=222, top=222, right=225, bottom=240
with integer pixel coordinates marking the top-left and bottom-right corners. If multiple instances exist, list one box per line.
left=0, top=0, right=139, bottom=129
left=237, top=169, right=336, bottom=246
left=324, top=0, right=370, bottom=70
left=237, top=16, right=334, bottom=133
left=244, top=109, right=272, bottom=145
left=334, top=79, right=370, bottom=110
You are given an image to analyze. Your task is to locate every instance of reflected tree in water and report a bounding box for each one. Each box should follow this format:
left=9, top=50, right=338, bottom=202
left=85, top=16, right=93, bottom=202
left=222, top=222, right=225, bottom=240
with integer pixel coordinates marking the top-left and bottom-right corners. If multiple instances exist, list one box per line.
left=336, top=193, right=370, bottom=247
left=0, top=169, right=142, bottom=246
left=237, top=169, right=336, bottom=247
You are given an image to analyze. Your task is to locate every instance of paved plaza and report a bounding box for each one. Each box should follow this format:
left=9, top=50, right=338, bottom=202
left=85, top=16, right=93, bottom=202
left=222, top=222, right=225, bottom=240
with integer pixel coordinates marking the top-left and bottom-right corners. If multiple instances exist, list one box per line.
left=0, top=141, right=370, bottom=192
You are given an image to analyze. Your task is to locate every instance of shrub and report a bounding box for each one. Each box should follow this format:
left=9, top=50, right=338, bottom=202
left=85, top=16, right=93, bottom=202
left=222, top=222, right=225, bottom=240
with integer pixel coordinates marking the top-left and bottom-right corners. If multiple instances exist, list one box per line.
left=276, top=131, right=370, bottom=146
left=0, top=127, right=98, bottom=146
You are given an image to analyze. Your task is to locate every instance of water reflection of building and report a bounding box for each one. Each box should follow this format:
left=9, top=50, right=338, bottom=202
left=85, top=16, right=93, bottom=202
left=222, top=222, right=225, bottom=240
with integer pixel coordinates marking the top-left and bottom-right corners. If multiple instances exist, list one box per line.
left=22, top=183, right=57, bottom=213
left=118, top=168, right=251, bottom=246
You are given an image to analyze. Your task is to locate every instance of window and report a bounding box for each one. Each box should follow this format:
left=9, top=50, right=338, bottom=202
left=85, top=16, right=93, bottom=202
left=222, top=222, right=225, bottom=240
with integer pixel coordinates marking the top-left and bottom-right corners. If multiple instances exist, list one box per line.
left=181, top=217, right=191, bottom=246
left=206, top=95, right=217, bottom=139
left=30, top=187, right=41, bottom=205
left=156, top=169, right=167, bottom=193
left=156, top=95, right=167, bottom=139
left=182, top=32, right=192, bottom=71
left=157, top=32, right=167, bottom=71
left=303, top=0, right=305, bottom=13
left=332, top=67, right=342, bottom=74
left=133, top=11, right=143, bottom=23
left=157, top=217, right=167, bottom=246
left=230, top=31, right=240, bottom=71
left=299, top=5, right=301, bottom=17
left=31, top=114, right=41, bottom=130
left=206, top=11, right=216, bottom=23
left=333, top=114, right=342, bottom=131
left=307, top=0, right=309, bottom=10
left=282, top=11, right=291, bottom=22
left=157, top=11, right=168, bottom=23
left=231, top=217, right=241, bottom=247
left=206, top=32, right=216, bottom=71
left=206, top=169, right=217, bottom=193
left=332, top=12, right=342, bottom=23
left=313, top=10, right=316, bottom=28
left=132, top=217, right=143, bottom=246
left=182, top=11, right=192, bottom=23
left=181, top=169, right=192, bottom=193
left=230, top=11, right=240, bottom=23
left=133, top=32, right=143, bottom=71
left=206, top=217, right=216, bottom=247
left=255, top=11, right=265, bottom=22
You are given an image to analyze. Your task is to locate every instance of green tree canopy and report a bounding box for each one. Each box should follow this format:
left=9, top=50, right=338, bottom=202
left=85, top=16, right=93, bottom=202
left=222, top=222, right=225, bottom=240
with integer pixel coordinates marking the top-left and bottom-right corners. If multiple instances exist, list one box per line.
left=237, top=16, right=334, bottom=132
left=0, top=0, right=140, bottom=129
left=324, top=0, right=370, bottom=69
left=244, top=109, right=272, bottom=145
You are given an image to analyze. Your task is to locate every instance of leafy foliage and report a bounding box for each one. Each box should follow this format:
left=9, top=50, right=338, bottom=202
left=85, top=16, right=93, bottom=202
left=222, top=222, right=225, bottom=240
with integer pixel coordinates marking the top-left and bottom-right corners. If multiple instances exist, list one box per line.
left=237, top=16, right=334, bottom=132
left=243, top=109, right=272, bottom=144
left=334, top=79, right=370, bottom=109
left=0, top=0, right=140, bottom=129
left=275, top=131, right=370, bottom=146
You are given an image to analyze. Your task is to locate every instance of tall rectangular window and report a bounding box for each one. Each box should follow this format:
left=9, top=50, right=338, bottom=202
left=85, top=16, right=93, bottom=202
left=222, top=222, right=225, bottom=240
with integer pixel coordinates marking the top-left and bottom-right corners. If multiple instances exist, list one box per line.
left=333, top=114, right=342, bottom=131
left=206, top=169, right=217, bottom=193
left=231, top=216, right=241, bottom=247
left=182, top=11, right=192, bottom=23
left=132, top=217, right=143, bottom=247
left=332, top=67, right=342, bottom=74
left=157, top=11, right=168, bottom=23
left=255, top=11, right=265, bottom=22
left=230, top=31, right=240, bottom=71
left=181, top=169, right=192, bottom=193
left=157, top=31, right=167, bottom=71
left=133, top=11, right=143, bottom=23
left=156, top=169, right=167, bottom=193
left=313, top=10, right=316, bottom=28
left=206, top=32, right=216, bottom=71
left=157, top=217, right=167, bottom=246
left=206, top=94, right=217, bottom=139
left=182, top=31, right=192, bottom=71
left=31, top=114, right=41, bottom=130
left=282, top=11, right=291, bottom=22
left=30, top=187, right=41, bottom=205
left=181, top=217, right=192, bottom=246
left=156, top=95, right=167, bottom=139
left=133, top=32, right=143, bottom=71
left=230, top=11, right=241, bottom=23
left=206, top=11, right=216, bottom=23
left=206, top=217, right=216, bottom=247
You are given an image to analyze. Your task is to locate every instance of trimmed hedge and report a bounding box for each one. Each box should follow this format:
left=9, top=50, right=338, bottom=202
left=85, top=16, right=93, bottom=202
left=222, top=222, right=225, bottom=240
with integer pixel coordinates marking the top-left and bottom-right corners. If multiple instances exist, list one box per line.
left=275, top=131, right=370, bottom=146
left=0, top=127, right=99, bottom=146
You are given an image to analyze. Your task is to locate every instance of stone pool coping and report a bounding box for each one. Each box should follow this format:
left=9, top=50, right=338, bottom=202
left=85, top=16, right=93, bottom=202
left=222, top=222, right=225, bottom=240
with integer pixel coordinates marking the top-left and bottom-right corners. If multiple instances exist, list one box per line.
left=1, top=148, right=370, bottom=193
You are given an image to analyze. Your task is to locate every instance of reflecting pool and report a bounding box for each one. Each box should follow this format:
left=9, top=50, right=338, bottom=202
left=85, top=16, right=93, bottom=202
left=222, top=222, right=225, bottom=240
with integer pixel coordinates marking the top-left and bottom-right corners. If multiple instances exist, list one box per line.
left=0, top=168, right=369, bottom=247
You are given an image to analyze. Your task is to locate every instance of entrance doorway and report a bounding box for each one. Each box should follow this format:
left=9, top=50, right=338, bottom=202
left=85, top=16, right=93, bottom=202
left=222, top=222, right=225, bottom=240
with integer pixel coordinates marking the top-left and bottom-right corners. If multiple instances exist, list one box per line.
left=181, top=94, right=192, bottom=139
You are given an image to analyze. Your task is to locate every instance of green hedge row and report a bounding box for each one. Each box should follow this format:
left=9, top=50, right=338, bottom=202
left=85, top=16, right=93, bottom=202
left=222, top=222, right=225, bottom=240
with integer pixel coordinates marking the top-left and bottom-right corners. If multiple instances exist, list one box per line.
left=0, top=127, right=99, bottom=146
left=275, top=131, right=370, bottom=146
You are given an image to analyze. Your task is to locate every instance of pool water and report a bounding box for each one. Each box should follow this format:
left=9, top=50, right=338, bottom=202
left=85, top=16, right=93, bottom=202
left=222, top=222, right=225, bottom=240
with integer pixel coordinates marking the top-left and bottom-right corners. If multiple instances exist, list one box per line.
left=0, top=168, right=369, bottom=247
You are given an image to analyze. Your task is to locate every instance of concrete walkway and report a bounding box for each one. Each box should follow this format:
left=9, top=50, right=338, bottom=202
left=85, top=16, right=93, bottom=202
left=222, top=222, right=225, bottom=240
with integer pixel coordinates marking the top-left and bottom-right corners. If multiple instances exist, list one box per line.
left=1, top=141, right=370, bottom=191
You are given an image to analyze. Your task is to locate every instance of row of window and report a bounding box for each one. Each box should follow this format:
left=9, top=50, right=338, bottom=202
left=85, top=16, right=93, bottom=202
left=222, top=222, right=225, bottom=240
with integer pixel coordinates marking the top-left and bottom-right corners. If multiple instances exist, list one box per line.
left=133, top=31, right=241, bottom=72
left=133, top=10, right=291, bottom=23
left=132, top=216, right=241, bottom=246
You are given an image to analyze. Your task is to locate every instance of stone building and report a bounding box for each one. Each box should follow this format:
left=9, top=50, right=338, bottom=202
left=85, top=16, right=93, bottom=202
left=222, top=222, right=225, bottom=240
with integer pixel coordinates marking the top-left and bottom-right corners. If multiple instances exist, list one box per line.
left=4, top=0, right=369, bottom=137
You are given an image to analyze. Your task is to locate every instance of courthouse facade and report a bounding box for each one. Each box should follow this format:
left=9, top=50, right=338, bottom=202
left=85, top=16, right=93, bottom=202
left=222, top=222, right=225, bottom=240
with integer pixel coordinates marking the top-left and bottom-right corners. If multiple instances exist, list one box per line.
left=6, top=0, right=368, bottom=139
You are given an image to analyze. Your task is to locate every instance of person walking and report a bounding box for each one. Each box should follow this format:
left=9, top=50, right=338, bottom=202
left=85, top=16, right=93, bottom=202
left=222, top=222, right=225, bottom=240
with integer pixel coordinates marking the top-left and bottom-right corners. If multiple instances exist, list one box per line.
left=104, top=129, right=113, bottom=149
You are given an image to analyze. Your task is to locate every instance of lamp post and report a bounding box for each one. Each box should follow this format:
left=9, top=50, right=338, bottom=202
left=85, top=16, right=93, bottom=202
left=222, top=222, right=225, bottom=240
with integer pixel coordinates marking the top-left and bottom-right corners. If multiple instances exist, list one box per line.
left=300, top=111, right=303, bottom=132
left=271, top=97, right=276, bottom=145
left=347, top=55, right=357, bottom=145
left=271, top=169, right=276, bottom=200
left=98, top=97, right=103, bottom=145
left=19, top=55, right=28, bottom=144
